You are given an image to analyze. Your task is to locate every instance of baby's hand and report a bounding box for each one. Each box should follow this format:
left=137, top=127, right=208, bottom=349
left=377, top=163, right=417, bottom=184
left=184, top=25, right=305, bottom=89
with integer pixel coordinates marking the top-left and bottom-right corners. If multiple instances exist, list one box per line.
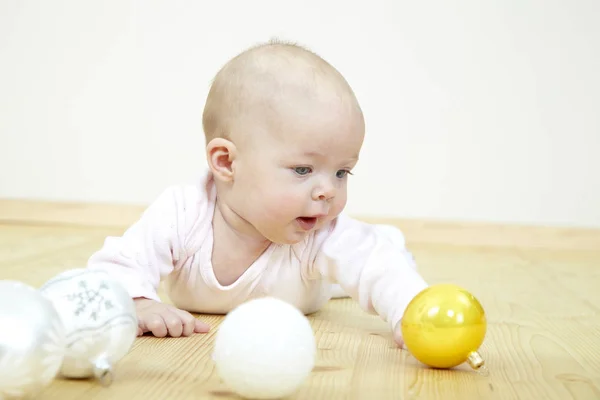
left=393, top=320, right=407, bottom=349
left=134, top=298, right=211, bottom=338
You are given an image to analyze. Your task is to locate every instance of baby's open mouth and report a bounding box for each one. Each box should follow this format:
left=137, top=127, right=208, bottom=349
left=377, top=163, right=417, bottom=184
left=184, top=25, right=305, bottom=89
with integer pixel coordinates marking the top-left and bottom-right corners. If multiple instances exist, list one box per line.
left=296, top=217, right=317, bottom=231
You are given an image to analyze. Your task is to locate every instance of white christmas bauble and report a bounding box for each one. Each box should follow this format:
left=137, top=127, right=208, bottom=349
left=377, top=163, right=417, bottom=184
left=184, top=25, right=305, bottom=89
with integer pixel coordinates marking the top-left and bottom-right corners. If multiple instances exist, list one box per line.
left=212, top=297, right=316, bottom=399
left=39, top=268, right=138, bottom=385
left=0, top=280, right=66, bottom=399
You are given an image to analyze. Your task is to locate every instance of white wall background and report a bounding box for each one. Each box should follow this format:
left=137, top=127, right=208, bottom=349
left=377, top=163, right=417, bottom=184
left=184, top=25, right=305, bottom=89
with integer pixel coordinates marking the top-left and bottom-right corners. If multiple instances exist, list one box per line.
left=1, top=1, right=599, bottom=228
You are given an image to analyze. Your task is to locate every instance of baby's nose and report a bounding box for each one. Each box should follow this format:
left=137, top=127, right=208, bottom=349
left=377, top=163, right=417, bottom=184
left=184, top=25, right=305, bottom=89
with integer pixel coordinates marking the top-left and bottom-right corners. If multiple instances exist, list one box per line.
left=313, top=182, right=335, bottom=201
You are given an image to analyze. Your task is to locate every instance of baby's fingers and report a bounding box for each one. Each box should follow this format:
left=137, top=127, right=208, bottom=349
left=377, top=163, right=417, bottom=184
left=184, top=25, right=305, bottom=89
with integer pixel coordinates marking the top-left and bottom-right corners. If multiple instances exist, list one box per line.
left=194, top=319, right=211, bottom=333
left=173, top=308, right=209, bottom=336
left=140, top=313, right=169, bottom=338
left=393, top=320, right=408, bottom=349
left=393, top=327, right=407, bottom=350
left=163, top=311, right=186, bottom=337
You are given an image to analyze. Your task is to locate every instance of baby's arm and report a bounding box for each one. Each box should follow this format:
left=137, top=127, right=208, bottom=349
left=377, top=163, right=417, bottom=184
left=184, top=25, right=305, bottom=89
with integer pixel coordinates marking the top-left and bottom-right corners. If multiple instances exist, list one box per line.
left=310, top=214, right=428, bottom=345
left=87, top=186, right=210, bottom=337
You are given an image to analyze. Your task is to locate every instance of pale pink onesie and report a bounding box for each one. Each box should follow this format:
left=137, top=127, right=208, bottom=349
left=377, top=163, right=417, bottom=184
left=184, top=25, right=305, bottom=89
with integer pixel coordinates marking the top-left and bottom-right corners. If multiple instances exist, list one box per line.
left=86, top=170, right=428, bottom=331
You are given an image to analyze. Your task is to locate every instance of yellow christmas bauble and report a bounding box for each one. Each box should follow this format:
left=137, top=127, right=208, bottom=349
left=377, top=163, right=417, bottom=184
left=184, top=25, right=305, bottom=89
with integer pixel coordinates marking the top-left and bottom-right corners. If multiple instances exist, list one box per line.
left=400, top=283, right=487, bottom=370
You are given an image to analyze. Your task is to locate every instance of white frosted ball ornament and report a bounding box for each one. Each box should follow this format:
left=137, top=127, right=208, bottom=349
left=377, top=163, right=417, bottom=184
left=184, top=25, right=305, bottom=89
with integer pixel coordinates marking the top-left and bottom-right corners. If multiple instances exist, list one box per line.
left=0, top=280, right=66, bottom=399
left=213, top=297, right=316, bottom=399
left=39, top=268, right=138, bottom=385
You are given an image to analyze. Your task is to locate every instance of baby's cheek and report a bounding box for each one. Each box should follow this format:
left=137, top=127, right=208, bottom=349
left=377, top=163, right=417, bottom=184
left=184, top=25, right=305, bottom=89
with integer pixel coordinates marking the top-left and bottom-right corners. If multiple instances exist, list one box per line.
left=263, top=189, right=300, bottom=218
left=332, top=192, right=348, bottom=214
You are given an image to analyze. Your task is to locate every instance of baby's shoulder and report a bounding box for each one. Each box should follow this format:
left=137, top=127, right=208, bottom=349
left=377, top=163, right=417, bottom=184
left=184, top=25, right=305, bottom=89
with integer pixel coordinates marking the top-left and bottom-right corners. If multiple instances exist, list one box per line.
left=151, top=170, right=215, bottom=218
left=150, top=183, right=213, bottom=218
left=143, top=177, right=216, bottom=252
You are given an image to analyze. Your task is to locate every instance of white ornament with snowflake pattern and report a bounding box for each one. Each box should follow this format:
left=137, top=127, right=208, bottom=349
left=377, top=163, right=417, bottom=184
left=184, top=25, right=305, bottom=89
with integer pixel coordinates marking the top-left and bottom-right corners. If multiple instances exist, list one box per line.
left=39, top=268, right=138, bottom=386
left=0, top=280, right=66, bottom=399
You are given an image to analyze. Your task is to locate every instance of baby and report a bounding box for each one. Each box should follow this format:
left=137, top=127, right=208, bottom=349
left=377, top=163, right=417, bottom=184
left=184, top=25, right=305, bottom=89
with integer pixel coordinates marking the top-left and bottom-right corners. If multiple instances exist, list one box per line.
left=86, top=40, right=428, bottom=347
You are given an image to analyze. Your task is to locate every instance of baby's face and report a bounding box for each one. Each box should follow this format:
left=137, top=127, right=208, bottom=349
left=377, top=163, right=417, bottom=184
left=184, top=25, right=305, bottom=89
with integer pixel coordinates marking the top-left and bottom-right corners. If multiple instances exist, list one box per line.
left=232, top=100, right=365, bottom=245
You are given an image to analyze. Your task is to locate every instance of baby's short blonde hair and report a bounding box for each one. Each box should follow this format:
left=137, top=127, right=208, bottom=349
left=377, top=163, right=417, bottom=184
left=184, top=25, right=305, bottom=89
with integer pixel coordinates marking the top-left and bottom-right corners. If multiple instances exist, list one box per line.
left=201, top=39, right=360, bottom=145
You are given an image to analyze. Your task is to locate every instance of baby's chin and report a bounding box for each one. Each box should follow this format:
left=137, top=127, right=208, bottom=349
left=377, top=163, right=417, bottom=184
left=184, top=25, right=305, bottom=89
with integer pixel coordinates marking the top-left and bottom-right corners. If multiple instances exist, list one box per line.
left=264, top=228, right=311, bottom=246
left=267, top=222, right=333, bottom=246
left=269, top=234, right=308, bottom=246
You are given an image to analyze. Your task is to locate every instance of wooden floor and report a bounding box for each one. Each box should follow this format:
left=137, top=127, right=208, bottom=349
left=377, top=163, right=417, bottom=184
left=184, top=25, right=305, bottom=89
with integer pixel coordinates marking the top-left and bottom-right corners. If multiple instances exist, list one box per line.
left=1, top=201, right=599, bottom=399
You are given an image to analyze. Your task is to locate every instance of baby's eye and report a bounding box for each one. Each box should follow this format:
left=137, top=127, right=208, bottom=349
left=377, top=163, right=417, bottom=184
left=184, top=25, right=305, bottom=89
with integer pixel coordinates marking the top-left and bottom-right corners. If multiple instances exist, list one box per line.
left=336, top=169, right=351, bottom=179
left=294, top=167, right=312, bottom=175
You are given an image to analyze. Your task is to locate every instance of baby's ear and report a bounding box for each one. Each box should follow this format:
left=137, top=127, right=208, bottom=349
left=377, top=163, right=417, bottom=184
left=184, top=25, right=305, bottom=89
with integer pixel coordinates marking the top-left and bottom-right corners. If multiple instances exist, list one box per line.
left=206, top=138, right=237, bottom=182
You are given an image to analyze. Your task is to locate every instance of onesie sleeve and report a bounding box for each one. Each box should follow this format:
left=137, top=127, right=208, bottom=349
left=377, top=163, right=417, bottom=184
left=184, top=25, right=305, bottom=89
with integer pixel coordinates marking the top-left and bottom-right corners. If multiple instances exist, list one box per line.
left=86, top=186, right=194, bottom=302
left=309, top=214, right=428, bottom=333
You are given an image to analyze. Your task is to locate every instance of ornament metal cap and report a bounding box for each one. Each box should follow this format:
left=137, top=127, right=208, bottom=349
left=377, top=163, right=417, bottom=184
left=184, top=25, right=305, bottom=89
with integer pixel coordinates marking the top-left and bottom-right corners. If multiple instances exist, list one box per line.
left=467, top=351, right=489, bottom=376
left=93, top=357, right=113, bottom=387
left=467, top=351, right=484, bottom=369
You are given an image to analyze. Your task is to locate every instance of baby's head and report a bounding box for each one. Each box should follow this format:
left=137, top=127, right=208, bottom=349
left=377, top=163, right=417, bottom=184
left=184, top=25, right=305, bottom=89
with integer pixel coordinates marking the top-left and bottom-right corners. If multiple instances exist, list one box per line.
left=202, top=40, right=365, bottom=245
